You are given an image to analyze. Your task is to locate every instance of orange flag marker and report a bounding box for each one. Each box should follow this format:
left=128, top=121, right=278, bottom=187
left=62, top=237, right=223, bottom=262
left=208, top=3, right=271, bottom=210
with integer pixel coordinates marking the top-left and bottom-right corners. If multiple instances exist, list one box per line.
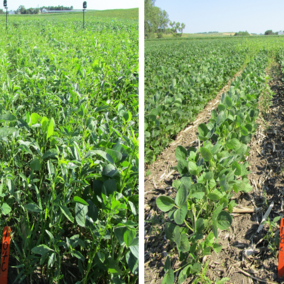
left=0, top=226, right=11, bottom=284
left=279, top=219, right=284, bottom=278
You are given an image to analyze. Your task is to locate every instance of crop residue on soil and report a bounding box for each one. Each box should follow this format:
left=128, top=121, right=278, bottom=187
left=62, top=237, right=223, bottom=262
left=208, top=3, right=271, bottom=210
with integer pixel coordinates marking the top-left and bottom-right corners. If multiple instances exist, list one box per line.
left=144, top=62, right=284, bottom=284
left=204, top=63, right=284, bottom=283
left=144, top=66, right=246, bottom=284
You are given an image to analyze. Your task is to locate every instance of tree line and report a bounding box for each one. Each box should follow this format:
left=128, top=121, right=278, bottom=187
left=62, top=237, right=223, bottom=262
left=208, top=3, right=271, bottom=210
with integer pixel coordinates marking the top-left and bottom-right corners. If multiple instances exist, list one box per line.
left=264, top=30, right=278, bottom=35
left=145, top=0, right=185, bottom=38
left=234, top=31, right=250, bottom=36
left=0, top=5, right=73, bottom=14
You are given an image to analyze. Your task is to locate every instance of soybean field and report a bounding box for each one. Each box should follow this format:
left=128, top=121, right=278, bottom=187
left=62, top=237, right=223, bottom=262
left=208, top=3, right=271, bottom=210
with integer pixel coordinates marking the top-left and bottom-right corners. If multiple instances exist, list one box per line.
left=145, top=36, right=284, bottom=284
left=0, top=9, right=138, bottom=284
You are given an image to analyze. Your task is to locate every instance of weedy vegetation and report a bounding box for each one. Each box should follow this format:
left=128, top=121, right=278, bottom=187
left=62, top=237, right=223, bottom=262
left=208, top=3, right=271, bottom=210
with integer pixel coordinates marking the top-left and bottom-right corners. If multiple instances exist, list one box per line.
left=0, top=9, right=138, bottom=284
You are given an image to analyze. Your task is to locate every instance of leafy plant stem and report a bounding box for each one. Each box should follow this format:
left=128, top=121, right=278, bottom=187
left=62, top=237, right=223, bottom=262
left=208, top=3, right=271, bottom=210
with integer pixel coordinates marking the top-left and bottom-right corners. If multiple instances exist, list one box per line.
left=184, top=219, right=193, bottom=232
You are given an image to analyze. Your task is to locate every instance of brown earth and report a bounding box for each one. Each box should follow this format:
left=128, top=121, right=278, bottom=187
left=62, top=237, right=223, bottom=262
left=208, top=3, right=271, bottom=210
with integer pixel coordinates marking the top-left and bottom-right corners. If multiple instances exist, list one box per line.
left=144, top=62, right=284, bottom=284
left=204, top=62, right=284, bottom=284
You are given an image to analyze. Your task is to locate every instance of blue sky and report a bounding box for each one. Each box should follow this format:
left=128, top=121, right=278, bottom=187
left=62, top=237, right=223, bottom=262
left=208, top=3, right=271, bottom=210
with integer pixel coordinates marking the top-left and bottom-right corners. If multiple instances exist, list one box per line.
left=155, top=0, right=284, bottom=34
left=4, top=0, right=138, bottom=11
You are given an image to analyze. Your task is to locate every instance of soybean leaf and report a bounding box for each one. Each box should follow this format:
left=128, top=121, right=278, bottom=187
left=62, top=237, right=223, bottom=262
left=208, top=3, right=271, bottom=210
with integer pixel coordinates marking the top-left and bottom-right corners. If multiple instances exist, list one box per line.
left=240, top=126, right=249, bottom=136
left=42, top=149, right=57, bottom=160
left=175, top=184, right=187, bottom=207
left=208, top=189, right=223, bottom=201
left=165, top=256, right=171, bottom=271
left=204, top=171, right=213, bottom=181
left=30, top=158, right=41, bottom=172
left=198, top=123, right=209, bottom=141
left=200, top=147, right=213, bottom=161
left=178, top=265, right=191, bottom=284
left=162, top=269, right=174, bottom=284
left=240, top=134, right=251, bottom=144
left=75, top=203, right=88, bottom=227
left=107, top=259, right=122, bottom=275
left=129, top=237, right=139, bottom=259
left=174, top=204, right=187, bottom=225
left=226, top=138, right=241, bottom=150
left=191, top=263, right=201, bottom=274
left=86, top=199, right=98, bottom=223
left=165, top=223, right=176, bottom=241
left=156, top=196, right=175, bottom=212
left=195, top=218, right=204, bottom=233
left=212, top=220, right=218, bottom=238
left=180, top=177, right=192, bottom=193
left=102, top=164, right=118, bottom=177
left=177, top=159, right=188, bottom=175
left=114, top=227, right=127, bottom=245
left=232, top=161, right=241, bottom=175
left=126, top=251, right=138, bottom=274
left=0, top=127, right=17, bottom=138
left=188, top=161, right=198, bottom=175
left=175, top=145, right=187, bottom=161
left=178, top=233, right=190, bottom=253
left=173, top=226, right=181, bottom=246
left=98, top=251, right=105, bottom=263
left=218, top=103, right=226, bottom=112
left=0, top=113, right=16, bottom=121
left=123, top=229, right=136, bottom=247
left=224, top=96, right=233, bottom=108
left=213, top=243, right=223, bottom=253
left=105, top=149, right=122, bottom=163
left=217, top=211, right=232, bottom=230
left=1, top=203, right=11, bottom=215
left=85, top=150, right=114, bottom=164
left=217, top=111, right=226, bottom=126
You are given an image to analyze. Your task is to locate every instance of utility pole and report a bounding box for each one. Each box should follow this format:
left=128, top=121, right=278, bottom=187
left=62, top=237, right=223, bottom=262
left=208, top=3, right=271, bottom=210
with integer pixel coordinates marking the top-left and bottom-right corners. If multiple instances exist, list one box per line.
left=83, top=1, right=87, bottom=29
left=3, top=0, right=7, bottom=30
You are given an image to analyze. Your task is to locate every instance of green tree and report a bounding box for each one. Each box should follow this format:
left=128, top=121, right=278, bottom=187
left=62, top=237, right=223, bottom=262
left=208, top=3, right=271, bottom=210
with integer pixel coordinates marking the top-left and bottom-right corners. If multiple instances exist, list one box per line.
left=158, top=9, right=169, bottom=32
left=170, top=21, right=186, bottom=37
left=145, top=0, right=184, bottom=38
left=145, top=0, right=170, bottom=38
left=234, top=31, right=250, bottom=36
left=179, top=23, right=186, bottom=35
left=18, top=5, right=26, bottom=14
left=169, top=21, right=176, bottom=35
left=264, top=30, right=276, bottom=35
left=145, top=0, right=156, bottom=37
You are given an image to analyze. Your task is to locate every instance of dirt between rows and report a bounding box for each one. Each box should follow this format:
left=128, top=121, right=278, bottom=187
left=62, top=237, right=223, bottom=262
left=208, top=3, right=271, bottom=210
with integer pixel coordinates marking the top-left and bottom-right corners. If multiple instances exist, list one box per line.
left=144, top=62, right=284, bottom=284
left=144, top=66, right=246, bottom=284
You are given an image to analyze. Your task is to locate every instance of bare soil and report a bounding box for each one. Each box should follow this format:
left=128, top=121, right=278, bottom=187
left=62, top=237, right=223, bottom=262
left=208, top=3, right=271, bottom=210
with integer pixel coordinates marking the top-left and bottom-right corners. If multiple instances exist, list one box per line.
left=144, top=62, right=284, bottom=284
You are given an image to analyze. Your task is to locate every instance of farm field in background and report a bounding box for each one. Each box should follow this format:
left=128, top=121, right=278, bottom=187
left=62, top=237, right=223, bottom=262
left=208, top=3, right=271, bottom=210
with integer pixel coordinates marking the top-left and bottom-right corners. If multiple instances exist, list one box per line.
left=145, top=36, right=284, bottom=283
left=145, top=36, right=284, bottom=164
left=0, top=8, right=138, bottom=21
left=147, top=32, right=236, bottom=39
left=0, top=9, right=138, bottom=284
